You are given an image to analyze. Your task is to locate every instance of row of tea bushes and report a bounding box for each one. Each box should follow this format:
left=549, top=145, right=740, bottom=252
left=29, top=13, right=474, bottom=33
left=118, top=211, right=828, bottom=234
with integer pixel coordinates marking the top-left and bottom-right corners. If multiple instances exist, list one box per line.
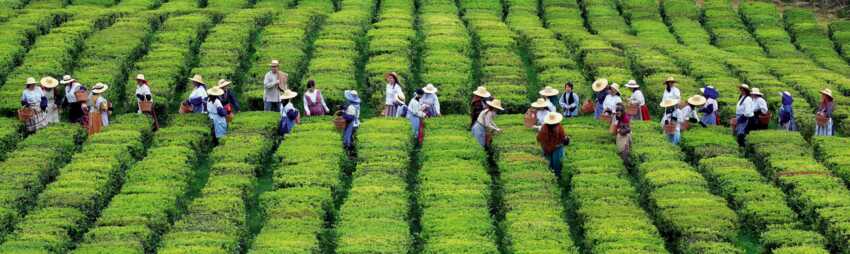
left=365, top=0, right=415, bottom=109
left=747, top=131, right=850, bottom=253
left=124, top=13, right=214, bottom=111
left=660, top=0, right=711, bottom=45
left=813, top=136, right=850, bottom=195
left=0, top=123, right=85, bottom=239
left=562, top=118, right=667, bottom=253
left=505, top=0, right=586, bottom=104
left=629, top=122, right=741, bottom=253
left=0, top=118, right=22, bottom=160
left=493, top=115, right=578, bottom=253
left=335, top=119, right=412, bottom=253
left=182, top=9, right=273, bottom=100
left=248, top=117, right=342, bottom=253
left=418, top=116, right=498, bottom=253
left=245, top=1, right=333, bottom=109
left=701, top=0, right=763, bottom=55
left=420, top=0, right=472, bottom=114
left=0, top=114, right=153, bottom=253
left=829, top=20, right=850, bottom=66
left=304, top=0, right=374, bottom=107
left=681, top=127, right=829, bottom=253
left=458, top=0, right=528, bottom=112
left=783, top=8, right=850, bottom=77
left=0, top=11, right=67, bottom=87
left=0, top=8, right=118, bottom=114
left=157, top=112, right=279, bottom=253
left=70, top=115, right=210, bottom=253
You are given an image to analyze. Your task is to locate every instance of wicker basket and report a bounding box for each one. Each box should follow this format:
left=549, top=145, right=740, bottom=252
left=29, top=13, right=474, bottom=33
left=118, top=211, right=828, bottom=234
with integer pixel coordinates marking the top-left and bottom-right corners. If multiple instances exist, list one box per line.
left=816, top=114, right=829, bottom=127
left=17, top=108, right=33, bottom=122
left=74, top=91, right=87, bottom=102
left=758, top=112, right=772, bottom=125
left=580, top=100, right=594, bottom=114
left=625, top=103, right=638, bottom=115
left=663, top=123, right=677, bottom=134
left=333, top=111, right=347, bottom=132
left=139, top=101, right=153, bottom=113
left=179, top=102, right=192, bottom=114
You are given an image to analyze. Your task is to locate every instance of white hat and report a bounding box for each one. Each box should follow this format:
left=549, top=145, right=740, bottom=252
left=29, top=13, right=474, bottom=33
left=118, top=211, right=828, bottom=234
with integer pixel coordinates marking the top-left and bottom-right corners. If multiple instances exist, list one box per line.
left=687, top=95, right=707, bottom=106
left=625, top=80, right=639, bottom=88
left=820, top=89, right=833, bottom=98
left=136, top=74, right=146, bottom=81
left=738, top=83, right=750, bottom=90
left=543, top=112, right=563, bottom=125
left=751, top=88, right=763, bottom=96
left=92, top=83, right=109, bottom=94
left=217, top=79, right=232, bottom=88
left=423, top=83, right=438, bottom=94
left=25, top=77, right=36, bottom=85
left=665, top=76, right=677, bottom=83
left=539, top=86, right=559, bottom=97
left=609, top=83, right=620, bottom=93
left=531, top=98, right=548, bottom=108
left=40, top=77, right=59, bottom=88
left=270, top=60, right=280, bottom=66
left=207, top=87, right=224, bottom=96
left=280, top=89, right=298, bottom=100
left=60, top=75, right=75, bottom=84
left=592, top=78, right=609, bottom=92
left=473, top=86, right=491, bottom=98
left=659, top=98, right=679, bottom=108
left=486, top=99, right=504, bottom=111
left=188, top=74, right=206, bottom=85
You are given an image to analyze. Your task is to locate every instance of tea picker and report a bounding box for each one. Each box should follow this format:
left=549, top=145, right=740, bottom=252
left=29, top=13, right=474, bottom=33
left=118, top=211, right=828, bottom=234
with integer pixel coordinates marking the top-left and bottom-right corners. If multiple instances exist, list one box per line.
left=206, top=87, right=228, bottom=144
left=625, top=80, right=649, bottom=121
left=341, top=90, right=361, bottom=152
left=778, top=91, right=798, bottom=131
left=382, top=72, right=404, bottom=117
left=407, top=89, right=426, bottom=145
left=278, top=89, right=300, bottom=137
left=538, top=86, right=558, bottom=112
left=750, top=88, right=769, bottom=131
left=815, top=89, right=834, bottom=136
left=525, top=98, right=550, bottom=131
left=217, top=79, right=239, bottom=123
left=421, top=84, right=441, bottom=117
left=472, top=99, right=504, bottom=149
left=185, top=74, right=208, bottom=113
left=734, top=84, right=754, bottom=147
left=87, top=83, right=110, bottom=135
left=40, top=76, right=61, bottom=125
left=19, top=77, right=48, bottom=133
left=660, top=98, right=681, bottom=145
left=135, top=74, right=158, bottom=130
left=61, top=75, right=87, bottom=124
left=537, top=112, right=568, bottom=177
left=470, top=86, right=492, bottom=128
left=698, top=86, right=719, bottom=126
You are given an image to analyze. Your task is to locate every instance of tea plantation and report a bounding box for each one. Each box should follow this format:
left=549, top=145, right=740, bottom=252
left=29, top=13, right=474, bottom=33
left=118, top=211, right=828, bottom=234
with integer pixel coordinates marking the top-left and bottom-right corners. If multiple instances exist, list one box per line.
left=3, top=0, right=850, bottom=253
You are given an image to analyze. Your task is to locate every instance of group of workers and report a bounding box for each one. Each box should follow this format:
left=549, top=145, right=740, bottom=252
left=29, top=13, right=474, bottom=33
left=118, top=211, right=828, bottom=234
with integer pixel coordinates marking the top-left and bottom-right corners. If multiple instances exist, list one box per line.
left=18, top=75, right=112, bottom=135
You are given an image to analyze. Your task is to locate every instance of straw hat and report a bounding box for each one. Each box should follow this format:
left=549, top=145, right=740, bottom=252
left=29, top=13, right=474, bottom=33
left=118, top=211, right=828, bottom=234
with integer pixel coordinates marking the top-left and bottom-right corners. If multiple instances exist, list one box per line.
left=539, top=86, right=559, bottom=97
left=25, top=77, right=36, bottom=85
left=280, top=89, right=298, bottom=100
left=423, top=83, right=438, bottom=94
left=40, top=77, right=58, bottom=88
left=207, top=87, right=224, bottom=96
left=751, top=88, right=763, bottom=96
left=543, top=112, right=563, bottom=125
left=486, top=99, right=504, bottom=111
left=738, top=83, right=750, bottom=90
left=217, top=79, right=232, bottom=88
left=60, top=75, right=75, bottom=84
left=609, top=83, right=620, bottom=94
left=473, top=86, right=491, bottom=98
left=659, top=98, right=679, bottom=108
left=136, top=74, right=146, bottom=81
left=395, top=93, right=406, bottom=104
left=592, top=78, right=609, bottom=92
left=92, top=83, right=108, bottom=94
left=384, top=72, right=399, bottom=82
left=820, top=88, right=833, bottom=98
left=687, top=95, right=707, bottom=106
left=665, top=76, right=677, bottom=83
left=531, top=98, right=549, bottom=108
left=625, top=80, right=639, bottom=88
left=188, top=74, right=206, bottom=85
left=345, top=90, right=361, bottom=103
left=270, top=60, right=280, bottom=66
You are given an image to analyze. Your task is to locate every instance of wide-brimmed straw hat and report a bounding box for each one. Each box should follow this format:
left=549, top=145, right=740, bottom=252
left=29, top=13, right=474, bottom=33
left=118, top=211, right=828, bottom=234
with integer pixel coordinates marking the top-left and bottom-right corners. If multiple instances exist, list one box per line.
left=539, top=86, right=559, bottom=97
left=625, top=80, right=639, bottom=88
left=384, top=72, right=400, bottom=81
left=92, top=83, right=109, bottom=94
left=665, top=76, right=677, bottom=83
left=280, top=89, right=298, bottom=100
left=531, top=98, right=549, bottom=108
left=270, top=60, right=280, bottom=66
left=543, top=112, right=563, bottom=125
left=473, top=86, right=491, bottom=98
left=609, top=83, right=620, bottom=93
left=40, top=77, right=58, bottom=88
left=345, top=90, right=361, bottom=103
left=25, top=77, right=36, bottom=86
left=687, top=95, right=707, bottom=106
left=592, top=78, right=609, bottom=92
left=395, top=93, right=406, bottom=104
left=660, top=98, right=679, bottom=108
left=486, top=99, right=504, bottom=111
left=738, top=83, right=750, bottom=90
left=423, top=83, right=438, bottom=94
left=217, top=79, right=232, bottom=88
left=751, top=88, right=763, bottom=96
left=820, top=89, right=833, bottom=98
left=136, top=74, right=146, bottom=81
left=207, top=87, right=224, bottom=96
left=60, top=75, right=75, bottom=84
left=188, top=74, right=206, bottom=85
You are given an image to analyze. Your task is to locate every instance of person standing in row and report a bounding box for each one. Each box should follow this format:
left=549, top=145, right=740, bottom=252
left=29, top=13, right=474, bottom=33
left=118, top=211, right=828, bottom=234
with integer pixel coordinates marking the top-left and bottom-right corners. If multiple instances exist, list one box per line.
left=625, top=80, right=649, bottom=121
left=21, top=77, right=48, bottom=133
left=263, top=60, right=286, bottom=112
left=778, top=91, right=798, bottom=131
left=735, top=84, right=754, bottom=147
left=537, top=112, right=568, bottom=178
left=303, top=80, right=329, bottom=116
left=87, top=83, right=110, bottom=135
left=40, top=77, right=60, bottom=124
left=684, top=95, right=706, bottom=128
left=407, top=89, right=427, bottom=145
left=206, top=87, right=228, bottom=144
left=135, top=74, right=158, bottom=130
left=592, top=79, right=608, bottom=119
left=816, top=89, right=834, bottom=136
left=342, top=90, right=361, bottom=151
left=472, top=99, right=504, bottom=148
left=612, top=103, right=631, bottom=161
left=279, top=89, right=300, bottom=137
left=421, top=84, right=440, bottom=117
left=61, top=75, right=87, bottom=124
left=751, top=88, right=769, bottom=130
left=187, top=75, right=207, bottom=113
left=560, top=82, right=579, bottom=117
left=529, top=98, right=551, bottom=131
left=660, top=98, right=681, bottom=144
left=383, top=72, right=404, bottom=117
left=602, top=83, right=622, bottom=116
left=218, top=79, right=239, bottom=123
left=539, top=86, right=558, bottom=112
left=699, top=86, right=719, bottom=126
left=470, top=86, right=491, bottom=127
left=662, top=76, right=681, bottom=101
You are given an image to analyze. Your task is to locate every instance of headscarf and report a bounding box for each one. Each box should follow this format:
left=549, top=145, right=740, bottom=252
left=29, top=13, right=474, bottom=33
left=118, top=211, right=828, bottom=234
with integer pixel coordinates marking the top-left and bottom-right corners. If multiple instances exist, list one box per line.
left=703, top=86, right=718, bottom=100
left=782, top=93, right=793, bottom=106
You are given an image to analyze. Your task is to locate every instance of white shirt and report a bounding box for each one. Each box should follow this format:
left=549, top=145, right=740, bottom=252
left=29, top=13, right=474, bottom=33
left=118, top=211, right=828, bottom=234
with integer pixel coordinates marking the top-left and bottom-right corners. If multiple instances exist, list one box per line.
left=629, top=90, right=645, bottom=106
left=280, top=102, right=296, bottom=117
left=303, top=89, right=329, bottom=114
left=21, top=87, right=44, bottom=105
left=679, top=106, right=698, bottom=122
left=662, top=86, right=681, bottom=101
left=661, top=109, right=683, bottom=131
left=346, top=104, right=360, bottom=127
left=135, top=85, right=152, bottom=102
left=736, top=96, right=754, bottom=117
left=406, top=98, right=426, bottom=118
left=385, top=84, right=403, bottom=105
left=754, top=97, right=768, bottom=114
left=602, top=95, right=622, bottom=113
left=421, top=93, right=440, bottom=115
left=207, top=99, right=224, bottom=119
left=64, top=82, right=83, bottom=103
left=190, top=86, right=207, bottom=100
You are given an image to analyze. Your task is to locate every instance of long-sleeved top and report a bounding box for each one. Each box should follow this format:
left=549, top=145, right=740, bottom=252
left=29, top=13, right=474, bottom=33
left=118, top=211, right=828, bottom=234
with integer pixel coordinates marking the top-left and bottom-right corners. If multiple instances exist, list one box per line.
left=537, top=124, right=566, bottom=155
left=64, top=82, right=83, bottom=103
left=629, top=90, right=645, bottom=106
left=700, top=98, right=718, bottom=115
left=221, top=89, right=240, bottom=112
left=135, top=85, right=152, bottom=102
left=421, top=93, right=440, bottom=116
left=753, top=97, right=768, bottom=114
left=476, top=109, right=499, bottom=131
left=344, top=103, right=361, bottom=128
left=90, top=95, right=109, bottom=126
left=736, top=96, right=754, bottom=117
left=662, top=86, right=681, bottom=101
left=188, top=86, right=207, bottom=113
left=595, top=90, right=608, bottom=104
left=661, top=109, right=684, bottom=131
left=263, top=71, right=283, bottom=102
left=602, top=94, right=622, bottom=113
left=385, top=84, right=403, bottom=106
left=678, top=106, right=698, bottom=122
left=560, top=92, right=579, bottom=116
left=407, top=98, right=427, bottom=118
left=303, top=89, right=329, bottom=115
left=535, top=109, right=550, bottom=126
left=21, top=87, right=44, bottom=106
left=207, top=99, right=226, bottom=118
